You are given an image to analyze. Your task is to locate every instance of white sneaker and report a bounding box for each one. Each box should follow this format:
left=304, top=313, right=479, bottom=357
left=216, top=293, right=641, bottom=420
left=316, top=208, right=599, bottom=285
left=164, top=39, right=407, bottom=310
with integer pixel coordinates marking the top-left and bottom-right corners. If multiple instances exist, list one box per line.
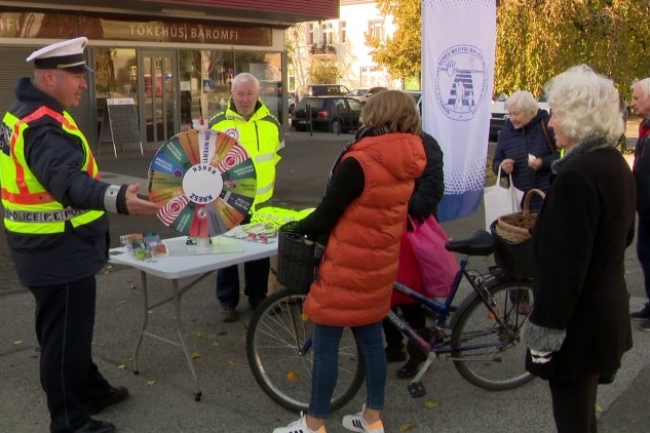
left=341, top=406, right=384, bottom=433
left=273, top=413, right=327, bottom=433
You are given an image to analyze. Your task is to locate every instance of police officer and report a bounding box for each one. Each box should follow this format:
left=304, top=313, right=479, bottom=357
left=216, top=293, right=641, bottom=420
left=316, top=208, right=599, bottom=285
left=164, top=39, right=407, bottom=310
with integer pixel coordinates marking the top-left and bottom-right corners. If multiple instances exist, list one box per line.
left=0, top=37, right=161, bottom=433
left=208, top=72, right=283, bottom=322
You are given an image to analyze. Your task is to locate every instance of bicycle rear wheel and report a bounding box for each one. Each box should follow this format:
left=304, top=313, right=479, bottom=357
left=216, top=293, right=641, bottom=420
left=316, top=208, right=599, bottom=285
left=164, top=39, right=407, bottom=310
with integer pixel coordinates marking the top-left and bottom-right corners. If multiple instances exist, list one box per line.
left=450, top=280, right=535, bottom=391
left=246, top=290, right=365, bottom=413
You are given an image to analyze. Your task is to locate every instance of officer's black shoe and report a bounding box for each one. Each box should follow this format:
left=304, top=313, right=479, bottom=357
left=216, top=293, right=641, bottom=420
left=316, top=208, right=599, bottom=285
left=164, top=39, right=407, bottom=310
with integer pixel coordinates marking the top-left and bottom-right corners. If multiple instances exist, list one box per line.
left=73, top=419, right=116, bottom=433
left=86, top=386, right=130, bottom=415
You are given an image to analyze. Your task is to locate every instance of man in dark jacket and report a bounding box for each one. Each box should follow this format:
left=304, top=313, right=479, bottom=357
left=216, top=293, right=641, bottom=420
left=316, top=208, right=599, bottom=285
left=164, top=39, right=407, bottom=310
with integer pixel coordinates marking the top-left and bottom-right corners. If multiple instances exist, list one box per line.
left=382, top=131, right=445, bottom=378
left=630, top=78, right=650, bottom=330
left=0, top=37, right=160, bottom=433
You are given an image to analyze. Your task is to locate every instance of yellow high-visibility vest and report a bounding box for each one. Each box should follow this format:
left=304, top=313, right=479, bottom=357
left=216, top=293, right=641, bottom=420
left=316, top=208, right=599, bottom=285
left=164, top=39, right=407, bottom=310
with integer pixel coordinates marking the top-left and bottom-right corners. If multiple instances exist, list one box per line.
left=0, top=106, right=104, bottom=234
left=209, top=100, right=282, bottom=209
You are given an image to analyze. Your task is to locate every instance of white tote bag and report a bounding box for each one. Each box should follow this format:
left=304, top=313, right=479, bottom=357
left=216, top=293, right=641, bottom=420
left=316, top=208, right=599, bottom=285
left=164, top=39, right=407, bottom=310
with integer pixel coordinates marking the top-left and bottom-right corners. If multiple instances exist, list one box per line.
left=483, top=162, right=524, bottom=231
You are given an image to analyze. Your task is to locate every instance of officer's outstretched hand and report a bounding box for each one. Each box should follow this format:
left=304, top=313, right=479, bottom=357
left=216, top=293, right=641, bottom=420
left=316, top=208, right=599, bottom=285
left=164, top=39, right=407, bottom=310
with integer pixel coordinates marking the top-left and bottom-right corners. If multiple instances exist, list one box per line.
left=125, top=183, right=161, bottom=215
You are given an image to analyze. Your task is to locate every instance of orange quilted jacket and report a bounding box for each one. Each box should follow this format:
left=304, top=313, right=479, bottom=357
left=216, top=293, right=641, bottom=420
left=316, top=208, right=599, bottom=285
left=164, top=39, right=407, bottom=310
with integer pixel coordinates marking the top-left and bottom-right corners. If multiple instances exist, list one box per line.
left=305, top=132, right=425, bottom=326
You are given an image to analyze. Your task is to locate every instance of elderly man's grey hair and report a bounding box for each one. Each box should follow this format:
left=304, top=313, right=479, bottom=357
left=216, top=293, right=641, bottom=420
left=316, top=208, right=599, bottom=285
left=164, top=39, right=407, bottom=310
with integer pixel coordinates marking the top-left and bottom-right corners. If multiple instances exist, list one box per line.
left=544, top=64, right=623, bottom=145
left=504, top=90, right=538, bottom=118
left=231, top=72, right=260, bottom=90
left=631, top=77, right=650, bottom=98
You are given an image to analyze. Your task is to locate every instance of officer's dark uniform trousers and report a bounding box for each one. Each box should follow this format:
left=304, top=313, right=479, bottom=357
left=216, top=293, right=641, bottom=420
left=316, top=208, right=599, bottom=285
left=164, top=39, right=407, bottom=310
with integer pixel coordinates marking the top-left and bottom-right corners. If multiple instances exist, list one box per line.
left=29, top=275, right=111, bottom=431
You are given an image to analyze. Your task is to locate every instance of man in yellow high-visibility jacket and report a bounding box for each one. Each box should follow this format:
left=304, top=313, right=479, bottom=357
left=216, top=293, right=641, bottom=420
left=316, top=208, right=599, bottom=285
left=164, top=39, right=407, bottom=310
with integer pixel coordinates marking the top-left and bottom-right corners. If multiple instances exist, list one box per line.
left=0, top=37, right=160, bottom=433
left=209, top=72, right=284, bottom=322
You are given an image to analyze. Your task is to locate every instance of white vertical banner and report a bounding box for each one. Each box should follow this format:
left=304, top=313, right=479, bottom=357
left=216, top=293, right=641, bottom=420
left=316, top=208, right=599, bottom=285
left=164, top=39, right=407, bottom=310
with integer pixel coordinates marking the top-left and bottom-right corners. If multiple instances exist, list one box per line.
left=422, top=0, right=496, bottom=222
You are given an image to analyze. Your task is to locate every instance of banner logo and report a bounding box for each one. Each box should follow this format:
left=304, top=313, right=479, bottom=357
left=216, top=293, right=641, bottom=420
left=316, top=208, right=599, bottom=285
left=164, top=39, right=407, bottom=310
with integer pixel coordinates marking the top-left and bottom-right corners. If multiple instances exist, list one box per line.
left=435, top=44, right=488, bottom=121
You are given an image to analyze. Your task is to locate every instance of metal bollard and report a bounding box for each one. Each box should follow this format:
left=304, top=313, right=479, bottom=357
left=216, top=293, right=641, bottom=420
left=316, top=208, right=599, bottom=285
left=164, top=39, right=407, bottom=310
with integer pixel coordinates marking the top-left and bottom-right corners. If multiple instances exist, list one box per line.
left=336, top=104, right=341, bottom=136
left=307, top=103, right=313, bottom=137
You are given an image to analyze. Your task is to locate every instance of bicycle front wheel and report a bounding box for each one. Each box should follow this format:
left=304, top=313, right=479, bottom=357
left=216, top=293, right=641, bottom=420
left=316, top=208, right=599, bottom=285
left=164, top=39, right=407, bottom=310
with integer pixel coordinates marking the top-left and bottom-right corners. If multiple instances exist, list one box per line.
left=451, top=280, right=535, bottom=391
left=246, top=290, right=364, bottom=413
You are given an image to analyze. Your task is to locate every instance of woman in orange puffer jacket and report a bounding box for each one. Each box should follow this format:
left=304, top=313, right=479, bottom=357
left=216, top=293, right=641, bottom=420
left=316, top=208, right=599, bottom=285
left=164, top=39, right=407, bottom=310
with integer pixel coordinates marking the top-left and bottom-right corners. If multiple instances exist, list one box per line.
left=273, top=90, right=426, bottom=433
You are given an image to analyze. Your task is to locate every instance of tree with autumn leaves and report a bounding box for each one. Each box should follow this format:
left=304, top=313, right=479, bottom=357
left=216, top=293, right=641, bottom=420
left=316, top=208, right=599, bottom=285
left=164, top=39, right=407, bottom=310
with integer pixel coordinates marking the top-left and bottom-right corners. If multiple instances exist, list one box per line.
left=365, top=0, right=650, bottom=100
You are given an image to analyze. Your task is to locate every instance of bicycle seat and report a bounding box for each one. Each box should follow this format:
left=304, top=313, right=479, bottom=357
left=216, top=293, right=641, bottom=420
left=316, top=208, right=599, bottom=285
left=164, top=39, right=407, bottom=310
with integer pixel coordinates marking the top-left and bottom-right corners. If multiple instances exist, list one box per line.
left=446, top=230, right=494, bottom=256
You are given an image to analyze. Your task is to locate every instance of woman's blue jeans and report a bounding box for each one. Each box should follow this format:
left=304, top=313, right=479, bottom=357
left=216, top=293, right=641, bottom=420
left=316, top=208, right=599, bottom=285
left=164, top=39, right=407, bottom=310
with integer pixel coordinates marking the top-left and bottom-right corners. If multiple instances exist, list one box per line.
left=308, top=321, right=387, bottom=419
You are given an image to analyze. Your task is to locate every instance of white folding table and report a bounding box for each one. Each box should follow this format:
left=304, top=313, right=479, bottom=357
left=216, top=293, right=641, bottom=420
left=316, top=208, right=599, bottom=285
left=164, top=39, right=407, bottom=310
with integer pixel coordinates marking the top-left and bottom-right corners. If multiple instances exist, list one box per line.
left=109, top=236, right=277, bottom=401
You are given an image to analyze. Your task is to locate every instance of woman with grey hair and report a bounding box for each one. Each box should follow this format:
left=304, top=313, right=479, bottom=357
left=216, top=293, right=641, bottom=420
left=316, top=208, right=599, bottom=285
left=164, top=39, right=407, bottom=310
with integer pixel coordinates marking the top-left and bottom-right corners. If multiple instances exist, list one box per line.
left=492, top=90, right=558, bottom=211
left=523, top=64, right=636, bottom=432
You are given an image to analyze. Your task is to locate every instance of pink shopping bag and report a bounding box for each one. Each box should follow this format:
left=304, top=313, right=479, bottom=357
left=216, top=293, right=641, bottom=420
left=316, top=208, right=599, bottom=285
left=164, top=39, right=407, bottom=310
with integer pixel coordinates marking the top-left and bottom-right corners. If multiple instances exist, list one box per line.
left=405, top=215, right=457, bottom=298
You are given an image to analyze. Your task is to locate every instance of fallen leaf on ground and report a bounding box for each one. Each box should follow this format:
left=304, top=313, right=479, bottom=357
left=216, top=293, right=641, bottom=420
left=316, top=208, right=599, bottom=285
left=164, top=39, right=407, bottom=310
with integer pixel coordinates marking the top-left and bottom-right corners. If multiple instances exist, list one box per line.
left=147, top=380, right=156, bottom=386
left=190, top=352, right=200, bottom=359
left=424, top=400, right=439, bottom=409
left=13, top=340, right=23, bottom=345
left=400, top=422, right=416, bottom=431
left=118, top=365, right=126, bottom=370
left=228, top=360, right=235, bottom=367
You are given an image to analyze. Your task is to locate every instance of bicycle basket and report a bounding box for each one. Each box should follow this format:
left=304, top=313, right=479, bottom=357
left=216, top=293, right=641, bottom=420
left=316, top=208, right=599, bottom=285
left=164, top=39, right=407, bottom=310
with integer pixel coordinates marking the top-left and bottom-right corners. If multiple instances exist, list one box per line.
left=495, top=188, right=545, bottom=243
left=277, top=228, right=319, bottom=294
left=491, top=220, right=534, bottom=281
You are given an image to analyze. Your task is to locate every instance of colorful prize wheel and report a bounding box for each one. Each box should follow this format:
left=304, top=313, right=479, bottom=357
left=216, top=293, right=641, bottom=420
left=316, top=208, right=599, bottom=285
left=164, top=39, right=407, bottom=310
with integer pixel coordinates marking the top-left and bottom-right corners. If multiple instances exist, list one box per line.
left=147, top=129, right=257, bottom=238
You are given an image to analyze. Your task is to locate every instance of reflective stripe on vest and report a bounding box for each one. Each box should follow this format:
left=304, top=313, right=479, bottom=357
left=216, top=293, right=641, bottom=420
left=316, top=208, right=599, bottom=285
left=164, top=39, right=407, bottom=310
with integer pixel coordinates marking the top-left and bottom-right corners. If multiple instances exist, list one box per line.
left=5, top=208, right=89, bottom=222
left=0, top=107, right=104, bottom=234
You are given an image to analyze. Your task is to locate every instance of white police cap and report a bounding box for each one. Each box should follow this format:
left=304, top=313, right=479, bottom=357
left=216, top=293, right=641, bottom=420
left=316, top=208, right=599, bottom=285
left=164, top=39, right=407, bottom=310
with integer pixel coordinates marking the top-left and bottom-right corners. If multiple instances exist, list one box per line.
left=26, top=37, right=92, bottom=73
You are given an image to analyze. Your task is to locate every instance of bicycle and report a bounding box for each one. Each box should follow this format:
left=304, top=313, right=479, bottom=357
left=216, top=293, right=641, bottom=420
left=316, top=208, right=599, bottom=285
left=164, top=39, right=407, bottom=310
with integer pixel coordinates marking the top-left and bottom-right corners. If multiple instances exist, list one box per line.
left=246, top=229, right=535, bottom=413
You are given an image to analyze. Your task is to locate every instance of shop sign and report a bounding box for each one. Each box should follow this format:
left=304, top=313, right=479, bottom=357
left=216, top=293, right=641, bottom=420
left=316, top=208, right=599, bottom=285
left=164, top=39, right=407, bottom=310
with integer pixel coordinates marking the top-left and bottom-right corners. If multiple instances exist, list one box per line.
left=0, top=12, right=77, bottom=38
left=0, top=12, right=272, bottom=46
left=79, top=16, right=272, bottom=46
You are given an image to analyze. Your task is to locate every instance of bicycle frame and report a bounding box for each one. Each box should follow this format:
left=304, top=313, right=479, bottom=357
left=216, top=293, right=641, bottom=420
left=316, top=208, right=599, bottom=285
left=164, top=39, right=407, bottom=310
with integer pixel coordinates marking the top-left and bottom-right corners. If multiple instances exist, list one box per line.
left=294, top=253, right=513, bottom=363
left=387, top=253, right=509, bottom=358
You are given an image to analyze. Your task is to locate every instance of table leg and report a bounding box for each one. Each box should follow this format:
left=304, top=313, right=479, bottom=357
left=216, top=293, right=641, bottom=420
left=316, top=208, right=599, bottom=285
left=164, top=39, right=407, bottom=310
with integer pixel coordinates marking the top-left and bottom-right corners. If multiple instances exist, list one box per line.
left=171, top=279, right=202, bottom=401
left=133, top=270, right=149, bottom=375
left=129, top=271, right=212, bottom=400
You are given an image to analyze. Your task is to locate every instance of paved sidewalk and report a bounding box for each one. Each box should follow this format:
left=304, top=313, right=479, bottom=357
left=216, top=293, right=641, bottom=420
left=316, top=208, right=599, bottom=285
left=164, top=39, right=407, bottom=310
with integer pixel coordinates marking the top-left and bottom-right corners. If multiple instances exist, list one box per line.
left=0, top=129, right=648, bottom=433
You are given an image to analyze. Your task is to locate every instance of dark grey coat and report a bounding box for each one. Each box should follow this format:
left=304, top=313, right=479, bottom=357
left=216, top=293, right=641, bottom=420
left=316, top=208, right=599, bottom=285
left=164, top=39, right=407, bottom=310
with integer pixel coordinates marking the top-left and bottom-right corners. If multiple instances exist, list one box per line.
left=523, top=137, right=635, bottom=383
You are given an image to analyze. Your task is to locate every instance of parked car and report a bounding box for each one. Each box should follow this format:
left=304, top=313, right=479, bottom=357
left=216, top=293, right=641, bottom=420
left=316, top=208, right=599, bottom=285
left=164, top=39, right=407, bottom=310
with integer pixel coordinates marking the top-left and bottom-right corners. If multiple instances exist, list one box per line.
left=489, top=93, right=508, bottom=140
left=358, top=89, right=422, bottom=126
left=304, top=84, right=350, bottom=97
left=404, top=90, right=422, bottom=113
left=347, top=88, right=370, bottom=99
left=351, top=86, right=388, bottom=104
left=291, top=96, right=362, bottom=134
left=489, top=92, right=549, bottom=141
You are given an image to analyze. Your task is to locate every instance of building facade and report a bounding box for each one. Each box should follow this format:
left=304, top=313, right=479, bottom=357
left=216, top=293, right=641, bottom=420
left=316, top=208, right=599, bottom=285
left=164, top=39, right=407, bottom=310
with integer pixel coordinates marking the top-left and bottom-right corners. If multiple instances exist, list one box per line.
left=288, top=0, right=402, bottom=94
left=0, top=0, right=338, bottom=149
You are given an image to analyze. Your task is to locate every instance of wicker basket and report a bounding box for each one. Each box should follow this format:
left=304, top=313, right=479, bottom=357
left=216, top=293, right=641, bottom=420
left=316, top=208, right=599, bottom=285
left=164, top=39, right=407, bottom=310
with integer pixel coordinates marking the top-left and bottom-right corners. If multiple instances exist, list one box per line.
left=276, top=229, right=319, bottom=294
left=495, top=189, right=546, bottom=243
left=491, top=220, right=534, bottom=281
left=491, top=188, right=545, bottom=281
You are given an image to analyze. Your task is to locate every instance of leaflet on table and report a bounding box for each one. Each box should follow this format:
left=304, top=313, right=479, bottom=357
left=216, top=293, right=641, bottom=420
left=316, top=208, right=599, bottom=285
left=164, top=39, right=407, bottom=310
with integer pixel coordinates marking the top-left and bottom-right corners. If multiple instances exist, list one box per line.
left=119, top=232, right=169, bottom=261
left=221, top=223, right=278, bottom=244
